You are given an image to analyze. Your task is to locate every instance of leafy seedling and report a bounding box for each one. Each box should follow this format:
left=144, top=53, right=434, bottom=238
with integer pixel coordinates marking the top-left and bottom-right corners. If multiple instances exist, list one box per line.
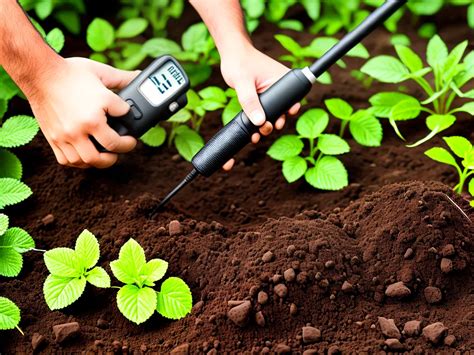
left=0, top=296, right=22, bottom=334
left=425, top=136, right=474, bottom=198
left=43, top=230, right=111, bottom=310
left=362, top=35, right=474, bottom=146
left=325, top=98, right=383, bottom=147
left=275, top=34, right=369, bottom=84
left=268, top=108, right=350, bottom=190
left=110, top=238, right=192, bottom=324
left=0, top=214, right=35, bottom=277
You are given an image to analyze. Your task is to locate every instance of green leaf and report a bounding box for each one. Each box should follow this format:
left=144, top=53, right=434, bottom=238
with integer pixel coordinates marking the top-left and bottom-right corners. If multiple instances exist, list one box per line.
left=427, top=35, right=448, bottom=68
left=361, top=56, right=409, bottom=83
left=349, top=111, right=383, bottom=147
left=198, top=87, right=227, bottom=104
left=469, top=178, right=474, bottom=196
left=169, top=110, right=192, bottom=124
left=278, top=20, right=304, bottom=31
left=0, top=249, right=22, bottom=277
left=90, top=53, right=108, bottom=64
left=44, top=248, right=82, bottom=278
left=408, top=114, right=457, bottom=147
left=54, top=10, right=81, bottom=35
left=395, top=45, right=423, bottom=73
left=443, top=40, right=468, bottom=76
left=443, top=136, right=472, bottom=158
left=391, top=34, right=411, bottom=47
left=117, top=285, right=156, bottom=324
left=0, top=99, right=7, bottom=120
left=86, top=266, right=111, bottom=288
left=424, top=147, right=459, bottom=168
left=222, top=97, right=241, bottom=125
left=174, top=127, right=205, bottom=162
left=408, top=0, right=443, bottom=15
left=0, top=297, right=20, bottom=331
left=453, top=102, right=474, bottom=115
left=43, top=275, right=86, bottom=310
left=87, top=18, right=115, bottom=52
left=306, top=37, right=338, bottom=58
left=317, top=134, right=350, bottom=155
left=0, top=178, right=32, bottom=209
left=418, top=23, right=437, bottom=39
left=275, top=34, right=302, bottom=56
left=267, top=135, right=304, bottom=161
left=116, top=18, right=149, bottom=39
left=111, top=238, right=147, bottom=285
left=369, top=92, right=415, bottom=118
left=468, top=3, right=474, bottom=29
left=0, top=149, right=22, bottom=179
left=0, top=116, right=39, bottom=148
left=0, top=213, right=8, bottom=235
left=282, top=156, right=307, bottom=183
left=325, top=99, right=353, bottom=120
left=0, top=227, right=35, bottom=253
left=45, top=28, right=65, bottom=53
left=182, top=23, right=209, bottom=53
left=301, top=0, right=320, bottom=20
left=305, top=156, right=348, bottom=191
left=141, top=38, right=182, bottom=57
left=182, top=63, right=212, bottom=87
left=140, top=125, right=166, bottom=148
left=156, top=277, right=193, bottom=320
left=347, top=43, right=369, bottom=59
left=141, top=259, right=168, bottom=284
left=75, top=230, right=99, bottom=270
left=389, top=98, right=421, bottom=121
left=296, top=109, right=329, bottom=139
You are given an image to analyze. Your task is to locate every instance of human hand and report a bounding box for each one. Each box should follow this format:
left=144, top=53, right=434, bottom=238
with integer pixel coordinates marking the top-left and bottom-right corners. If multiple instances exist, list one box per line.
left=220, top=43, right=301, bottom=170
left=25, top=57, right=139, bottom=169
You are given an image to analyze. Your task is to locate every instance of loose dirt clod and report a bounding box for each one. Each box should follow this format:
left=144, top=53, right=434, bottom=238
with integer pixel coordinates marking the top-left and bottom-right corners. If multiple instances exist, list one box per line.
left=262, top=251, right=274, bottom=263
left=289, top=303, right=298, bottom=316
left=403, top=248, right=414, bottom=259
left=227, top=301, right=252, bottom=327
left=424, top=286, right=442, bottom=304
left=170, top=343, right=190, bottom=354
left=403, top=320, right=421, bottom=337
left=31, top=333, right=46, bottom=351
left=41, top=214, right=55, bottom=226
left=302, top=326, right=322, bottom=344
left=341, top=281, right=353, bottom=293
left=255, top=311, right=265, bottom=327
left=283, top=268, right=296, bottom=282
left=385, top=338, right=405, bottom=350
left=378, top=317, right=401, bottom=339
left=444, top=334, right=456, bottom=347
left=274, top=284, right=288, bottom=298
left=275, top=343, right=291, bottom=354
left=422, top=322, right=448, bottom=344
left=169, top=220, right=182, bottom=236
left=52, top=322, right=80, bottom=344
left=441, top=244, right=455, bottom=257
left=385, top=282, right=411, bottom=298
left=440, top=258, right=453, bottom=273
left=257, top=291, right=268, bottom=305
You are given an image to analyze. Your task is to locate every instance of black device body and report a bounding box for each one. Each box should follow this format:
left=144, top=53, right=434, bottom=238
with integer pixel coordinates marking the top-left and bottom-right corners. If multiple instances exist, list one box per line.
left=93, top=55, right=190, bottom=152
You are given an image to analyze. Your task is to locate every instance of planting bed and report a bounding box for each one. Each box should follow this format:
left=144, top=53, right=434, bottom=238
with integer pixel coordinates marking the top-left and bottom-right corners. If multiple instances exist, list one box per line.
left=1, top=6, right=474, bottom=354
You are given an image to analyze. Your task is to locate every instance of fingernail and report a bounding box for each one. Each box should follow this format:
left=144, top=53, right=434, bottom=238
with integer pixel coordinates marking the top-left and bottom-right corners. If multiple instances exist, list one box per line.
left=250, top=110, right=265, bottom=126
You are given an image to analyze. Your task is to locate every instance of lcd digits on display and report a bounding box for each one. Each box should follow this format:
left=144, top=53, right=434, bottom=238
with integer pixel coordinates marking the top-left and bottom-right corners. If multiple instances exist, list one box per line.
left=140, top=61, right=185, bottom=106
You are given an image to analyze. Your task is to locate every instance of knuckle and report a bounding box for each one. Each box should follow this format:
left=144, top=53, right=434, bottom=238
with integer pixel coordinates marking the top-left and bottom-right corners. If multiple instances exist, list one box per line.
left=103, top=139, right=118, bottom=152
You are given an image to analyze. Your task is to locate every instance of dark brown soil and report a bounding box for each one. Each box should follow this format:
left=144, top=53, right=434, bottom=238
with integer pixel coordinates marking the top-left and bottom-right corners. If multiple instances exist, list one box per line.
left=1, top=5, right=473, bottom=354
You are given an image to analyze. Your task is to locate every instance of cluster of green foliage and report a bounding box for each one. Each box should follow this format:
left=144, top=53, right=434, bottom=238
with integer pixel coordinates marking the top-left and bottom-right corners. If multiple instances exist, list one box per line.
left=43, top=231, right=192, bottom=324
left=362, top=35, right=473, bottom=146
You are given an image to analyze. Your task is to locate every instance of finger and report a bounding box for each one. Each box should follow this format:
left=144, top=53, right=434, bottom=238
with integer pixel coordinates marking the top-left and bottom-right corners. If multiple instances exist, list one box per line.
left=90, top=61, right=140, bottom=90
left=61, top=143, right=88, bottom=168
left=234, top=80, right=266, bottom=127
left=259, top=121, right=273, bottom=136
left=50, top=142, right=68, bottom=166
left=92, top=125, right=137, bottom=153
left=222, top=159, right=235, bottom=171
left=289, top=103, right=301, bottom=116
left=105, top=91, right=131, bottom=118
left=251, top=133, right=261, bottom=144
left=275, top=116, right=286, bottom=130
left=75, top=138, right=118, bottom=169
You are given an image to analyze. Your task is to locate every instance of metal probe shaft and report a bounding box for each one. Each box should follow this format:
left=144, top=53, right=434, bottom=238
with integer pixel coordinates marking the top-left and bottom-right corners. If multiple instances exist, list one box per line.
left=154, top=169, right=199, bottom=212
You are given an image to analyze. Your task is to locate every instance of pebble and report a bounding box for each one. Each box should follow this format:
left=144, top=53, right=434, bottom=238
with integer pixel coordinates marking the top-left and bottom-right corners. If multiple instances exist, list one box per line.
left=275, top=343, right=291, bottom=354
left=403, top=320, right=421, bottom=337
left=31, top=333, right=46, bottom=351
left=41, top=214, right=55, bottom=226
left=289, top=303, right=298, bottom=316
left=444, top=334, right=456, bottom=347
left=192, top=300, right=204, bottom=314
left=227, top=300, right=245, bottom=307
left=378, top=317, right=401, bottom=339
left=325, top=260, right=335, bottom=269
left=287, top=245, right=296, bottom=256
left=170, top=343, right=190, bottom=354
left=262, top=251, right=274, bottom=263
left=283, top=268, right=296, bottom=282
left=257, top=291, right=269, bottom=305
left=403, top=248, right=414, bottom=259
left=169, top=220, right=182, bottom=236
left=385, top=281, right=411, bottom=298
left=303, top=350, right=318, bottom=355
left=422, top=322, right=448, bottom=344
left=274, top=284, right=288, bottom=298
left=441, top=244, right=455, bottom=257
left=302, top=326, right=322, bottom=344
left=52, top=322, right=80, bottom=343
left=341, top=281, right=353, bottom=293
left=440, top=258, right=453, bottom=273
left=327, top=345, right=341, bottom=355
left=385, top=338, right=405, bottom=350
left=255, top=311, right=265, bottom=327
left=424, top=286, right=442, bottom=304
left=272, top=274, right=283, bottom=284
left=227, top=301, right=252, bottom=327
left=171, top=154, right=181, bottom=161
left=96, top=318, right=109, bottom=329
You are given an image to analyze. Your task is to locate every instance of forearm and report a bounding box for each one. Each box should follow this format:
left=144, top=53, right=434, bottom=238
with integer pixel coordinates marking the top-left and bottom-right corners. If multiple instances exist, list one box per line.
left=0, top=0, right=63, bottom=98
left=189, top=0, right=252, bottom=58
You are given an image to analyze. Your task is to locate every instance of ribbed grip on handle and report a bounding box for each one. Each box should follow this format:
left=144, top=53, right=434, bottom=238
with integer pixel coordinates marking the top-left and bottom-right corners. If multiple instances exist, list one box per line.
left=192, top=69, right=313, bottom=177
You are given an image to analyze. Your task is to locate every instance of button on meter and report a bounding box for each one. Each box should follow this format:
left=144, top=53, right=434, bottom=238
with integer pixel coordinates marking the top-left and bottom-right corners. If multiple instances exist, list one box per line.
left=169, top=102, right=179, bottom=112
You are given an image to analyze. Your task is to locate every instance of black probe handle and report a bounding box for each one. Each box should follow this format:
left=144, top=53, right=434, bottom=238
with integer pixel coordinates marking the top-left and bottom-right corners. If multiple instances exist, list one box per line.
left=192, top=69, right=313, bottom=177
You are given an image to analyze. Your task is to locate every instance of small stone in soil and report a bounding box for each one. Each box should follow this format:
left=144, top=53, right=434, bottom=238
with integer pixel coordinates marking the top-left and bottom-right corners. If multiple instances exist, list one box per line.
left=257, top=291, right=268, bottom=305
left=96, top=318, right=109, bottom=329
left=303, top=350, right=318, bottom=355
left=424, top=286, right=442, bottom=304
left=327, top=345, right=341, bottom=355
left=403, top=248, right=414, bottom=259
left=444, top=334, right=456, bottom=347
left=262, top=251, right=274, bottom=263
left=287, top=245, right=296, bottom=256
left=302, top=326, right=322, bottom=344
left=378, top=317, right=401, bottom=339
left=403, top=320, right=421, bottom=337
left=283, top=268, right=296, bottom=282
left=192, top=300, right=204, bottom=314
left=31, top=333, right=46, bottom=351
left=52, top=322, right=80, bottom=344
left=41, top=214, right=55, bottom=226
left=341, top=281, right=353, bottom=293
left=227, top=300, right=245, bottom=307
left=440, top=258, right=453, bottom=273
left=385, top=281, right=411, bottom=298
left=170, top=343, right=190, bottom=354
left=255, top=311, right=265, bottom=327
left=385, top=338, right=404, bottom=350
left=274, top=284, right=288, bottom=298
left=227, top=300, right=252, bottom=327
left=112, top=340, right=121, bottom=351
left=290, top=303, right=298, bottom=316
left=325, top=260, right=335, bottom=269
left=422, top=322, right=448, bottom=344
left=275, top=343, right=291, bottom=354
left=440, top=243, right=455, bottom=257
left=169, top=220, right=182, bottom=236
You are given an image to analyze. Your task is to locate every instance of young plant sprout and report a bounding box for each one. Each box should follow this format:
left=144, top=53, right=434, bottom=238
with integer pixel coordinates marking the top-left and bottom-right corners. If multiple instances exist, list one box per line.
left=0, top=296, right=22, bottom=335
left=268, top=109, right=350, bottom=190
left=362, top=35, right=474, bottom=146
left=110, top=238, right=192, bottom=324
left=425, top=136, right=474, bottom=203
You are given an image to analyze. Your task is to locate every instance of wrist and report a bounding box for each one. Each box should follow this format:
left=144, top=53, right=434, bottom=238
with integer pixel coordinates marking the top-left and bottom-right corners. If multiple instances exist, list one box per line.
left=219, top=37, right=255, bottom=63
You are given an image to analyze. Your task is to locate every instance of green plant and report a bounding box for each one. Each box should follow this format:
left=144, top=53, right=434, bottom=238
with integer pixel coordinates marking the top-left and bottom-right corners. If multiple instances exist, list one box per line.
left=363, top=35, right=474, bottom=146
left=275, top=34, right=369, bottom=84
left=110, top=239, right=192, bottom=324
left=43, top=230, right=111, bottom=310
left=0, top=296, right=22, bottom=334
left=425, top=136, right=474, bottom=202
left=267, top=109, right=350, bottom=190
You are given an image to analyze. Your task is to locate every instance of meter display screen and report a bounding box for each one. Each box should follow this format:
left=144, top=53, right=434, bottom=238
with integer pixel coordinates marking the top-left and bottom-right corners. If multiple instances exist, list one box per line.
left=140, top=61, right=186, bottom=106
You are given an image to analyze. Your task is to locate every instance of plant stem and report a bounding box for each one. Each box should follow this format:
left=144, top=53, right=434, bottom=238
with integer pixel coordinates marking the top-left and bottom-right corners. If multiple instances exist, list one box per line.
left=16, top=325, right=24, bottom=336
left=31, top=248, right=46, bottom=253
left=339, top=121, right=348, bottom=137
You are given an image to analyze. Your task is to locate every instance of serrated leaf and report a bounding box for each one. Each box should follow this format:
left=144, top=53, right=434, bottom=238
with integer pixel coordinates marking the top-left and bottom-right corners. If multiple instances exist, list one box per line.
left=156, top=277, right=192, bottom=320
left=46, top=28, right=65, bottom=53
left=395, top=45, right=423, bottom=73
left=361, top=55, right=409, bottom=83
left=87, top=18, right=115, bottom=52
left=0, top=116, right=39, bottom=148
left=0, top=297, right=20, bottom=331
left=111, top=238, right=146, bottom=284
left=116, top=18, right=148, bottom=39
left=267, top=135, right=304, bottom=161
left=325, top=99, right=353, bottom=120
left=389, top=98, right=421, bottom=121
left=0, top=149, right=22, bottom=179
left=140, top=125, right=166, bottom=148
left=443, top=136, right=472, bottom=158
left=44, top=248, right=82, bottom=277
left=43, top=275, right=86, bottom=310
left=317, top=134, right=350, bottom=155
left=174, top=127, right=204, bottom=162
left=369, top=92, right=415, bottom=118
left=86, top=266, right=111, bottom=288
left=424, top=147, right=459, bottom=168
left=0, top=178, right=32, bottom=209
left=305, top=156, right=348, bottom=190
left=141, top=259, right=168, bottom=285
left=75, top=229, right=99, bottom=270
left=282, top=156, right=307, bottom=183
left=296, top=109, right=329, bottom=139
left=0, top=213, right=8, bottom=235
left=427, top=35, right=448, bottom=68
left=0, top=227, right=34, bottom=253
left=117, top=285, right=156, bottom=324
left=349, top=112, right=383, bottom=147
left=0, top=249, right=22, bottom=277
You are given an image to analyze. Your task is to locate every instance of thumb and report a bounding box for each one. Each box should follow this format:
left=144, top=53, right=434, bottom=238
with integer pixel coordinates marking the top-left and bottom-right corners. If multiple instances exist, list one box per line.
left=235, top=80, right=266, bottom=127
left=92, top=61, right=140, bottom=90
left=105, top=92, right=131, bottom=117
